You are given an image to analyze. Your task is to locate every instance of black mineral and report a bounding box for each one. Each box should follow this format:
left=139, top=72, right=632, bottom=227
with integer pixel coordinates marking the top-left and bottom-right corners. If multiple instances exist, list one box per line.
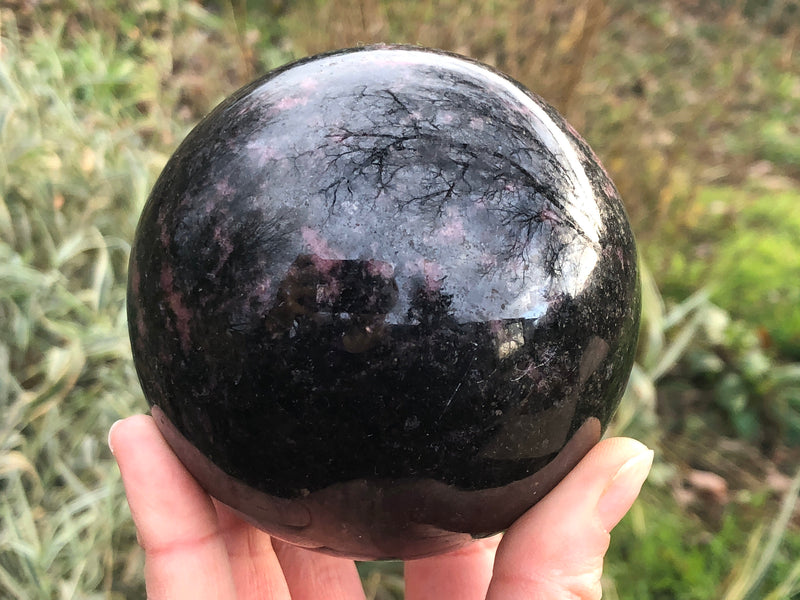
left=127, top=45, right=641, bottom=560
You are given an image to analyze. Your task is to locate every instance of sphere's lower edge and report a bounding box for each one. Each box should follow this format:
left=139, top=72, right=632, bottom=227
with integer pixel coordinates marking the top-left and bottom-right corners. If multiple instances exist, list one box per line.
left=150, top=405, right=601, bottom=560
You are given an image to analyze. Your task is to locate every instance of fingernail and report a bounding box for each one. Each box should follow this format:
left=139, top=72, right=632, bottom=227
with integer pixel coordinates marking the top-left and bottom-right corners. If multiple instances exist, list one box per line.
left=108, top=419, right=123, bottom=455
left=597, top=448, right=653, bottom=532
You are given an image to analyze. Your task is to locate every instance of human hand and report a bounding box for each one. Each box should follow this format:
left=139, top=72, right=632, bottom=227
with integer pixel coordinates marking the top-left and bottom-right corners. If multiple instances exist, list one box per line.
left=109, top=415, right=651, bottom=599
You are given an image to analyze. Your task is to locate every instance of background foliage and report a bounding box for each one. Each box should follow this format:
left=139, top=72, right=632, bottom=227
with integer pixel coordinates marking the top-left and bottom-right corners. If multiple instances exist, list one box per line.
left=1, top=0, right=799, bottom=598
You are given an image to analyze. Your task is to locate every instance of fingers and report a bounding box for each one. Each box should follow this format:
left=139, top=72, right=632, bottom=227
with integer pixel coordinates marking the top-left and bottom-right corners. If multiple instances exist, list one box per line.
left=110, top=415, right=361, bottom=600
left=109, top=415, right=238, bottom=600
left=486, top=437, right=653, bottom=600
left=272, top=538, right=367, bottom=600
left=111, top=413, right=649, bottom=600
left=214, top=503, right=292, bottom=600
left=405, top=535, right=500, bottom=600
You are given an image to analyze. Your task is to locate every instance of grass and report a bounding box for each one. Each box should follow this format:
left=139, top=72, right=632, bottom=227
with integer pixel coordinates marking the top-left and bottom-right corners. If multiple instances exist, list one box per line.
left=603, top=470, right=800, bottom=600
left=1, top=0, right=799, bottom=597
left=1, top=7, right=154, bottom=597
left=659, top=186, right=800, bottom=360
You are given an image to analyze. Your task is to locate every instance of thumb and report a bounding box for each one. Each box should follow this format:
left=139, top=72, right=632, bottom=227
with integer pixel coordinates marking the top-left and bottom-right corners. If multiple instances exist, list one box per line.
left=486, top=437, right=653, bottom=600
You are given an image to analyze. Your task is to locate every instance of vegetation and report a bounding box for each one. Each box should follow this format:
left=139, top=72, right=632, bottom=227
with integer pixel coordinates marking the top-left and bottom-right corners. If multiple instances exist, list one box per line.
left=1, top=0, right=799, bottom=597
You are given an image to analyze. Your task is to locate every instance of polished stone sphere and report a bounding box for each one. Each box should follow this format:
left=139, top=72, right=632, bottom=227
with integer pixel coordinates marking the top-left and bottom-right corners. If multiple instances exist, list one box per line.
left=127, top=45, right=640, bottom=560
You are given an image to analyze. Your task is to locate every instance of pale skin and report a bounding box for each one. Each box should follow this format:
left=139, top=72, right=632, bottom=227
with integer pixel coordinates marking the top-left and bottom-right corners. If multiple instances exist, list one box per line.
left=110, top=415, right=652, bottom=600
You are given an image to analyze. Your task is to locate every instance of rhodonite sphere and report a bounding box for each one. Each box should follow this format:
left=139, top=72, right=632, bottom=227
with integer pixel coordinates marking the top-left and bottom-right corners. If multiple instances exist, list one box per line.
left=127, top=45, right=640, bottom=560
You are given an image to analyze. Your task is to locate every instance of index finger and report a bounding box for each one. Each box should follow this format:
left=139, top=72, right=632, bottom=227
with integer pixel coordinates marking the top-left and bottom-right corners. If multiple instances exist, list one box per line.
left=109, top=415, right=238, bottom=600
